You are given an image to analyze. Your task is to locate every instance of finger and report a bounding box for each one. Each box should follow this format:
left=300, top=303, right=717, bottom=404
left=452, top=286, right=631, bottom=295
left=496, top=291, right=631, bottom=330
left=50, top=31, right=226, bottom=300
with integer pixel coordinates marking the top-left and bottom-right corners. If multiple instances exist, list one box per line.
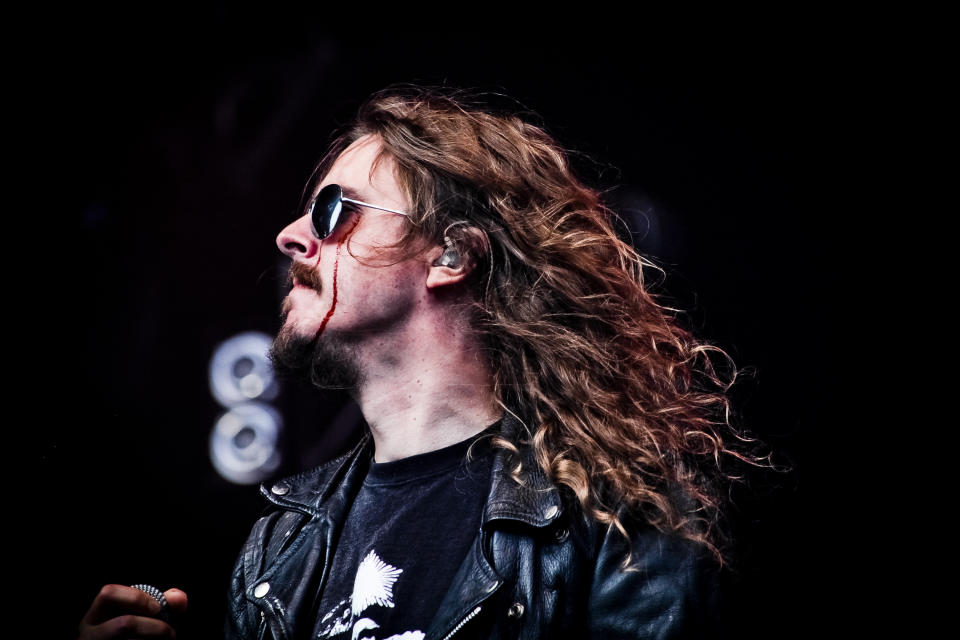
left=162, top=588, right=188, bottom=614
left=82, top=585, right=162, bottom=625
left=95, top=614, right=175, bottom=639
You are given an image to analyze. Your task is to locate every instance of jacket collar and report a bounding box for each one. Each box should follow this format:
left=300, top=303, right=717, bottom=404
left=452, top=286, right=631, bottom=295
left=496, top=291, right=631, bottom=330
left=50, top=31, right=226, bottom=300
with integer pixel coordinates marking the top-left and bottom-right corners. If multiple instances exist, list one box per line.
left=259, top=410, right=564, bottom=530
left=481, top=410, right=564, bottom=529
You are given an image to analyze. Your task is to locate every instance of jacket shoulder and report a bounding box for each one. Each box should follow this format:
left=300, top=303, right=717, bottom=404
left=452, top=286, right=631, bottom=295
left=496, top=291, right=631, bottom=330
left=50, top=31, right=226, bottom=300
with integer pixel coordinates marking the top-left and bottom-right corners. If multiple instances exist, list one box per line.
left=586, top=513, right=722, bottom=639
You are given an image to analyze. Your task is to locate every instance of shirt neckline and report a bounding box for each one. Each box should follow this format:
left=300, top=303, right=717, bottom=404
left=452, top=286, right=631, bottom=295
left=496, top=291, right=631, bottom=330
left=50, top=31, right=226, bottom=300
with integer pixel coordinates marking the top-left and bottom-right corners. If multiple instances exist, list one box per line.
left=364, top=418, right=502, bottom=486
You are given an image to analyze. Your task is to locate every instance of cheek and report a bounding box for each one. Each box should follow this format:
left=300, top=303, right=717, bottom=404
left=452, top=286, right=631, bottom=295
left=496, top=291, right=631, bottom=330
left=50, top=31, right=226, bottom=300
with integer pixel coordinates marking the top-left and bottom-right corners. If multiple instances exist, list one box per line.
left=340, top=264, right=424, bottom=327
left=314, top=217, right=363, bottom=336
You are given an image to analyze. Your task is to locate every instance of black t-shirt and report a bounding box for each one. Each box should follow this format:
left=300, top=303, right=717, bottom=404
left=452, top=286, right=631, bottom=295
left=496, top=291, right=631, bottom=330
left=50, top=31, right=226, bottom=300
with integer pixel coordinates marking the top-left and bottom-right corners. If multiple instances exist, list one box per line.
left=312, top=420, right=501, bottom=639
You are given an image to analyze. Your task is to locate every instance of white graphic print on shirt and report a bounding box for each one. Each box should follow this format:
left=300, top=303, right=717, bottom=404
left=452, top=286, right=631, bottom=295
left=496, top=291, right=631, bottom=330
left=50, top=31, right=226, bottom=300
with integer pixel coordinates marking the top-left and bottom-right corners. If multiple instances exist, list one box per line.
left=316, top=549, right=425, bottom=640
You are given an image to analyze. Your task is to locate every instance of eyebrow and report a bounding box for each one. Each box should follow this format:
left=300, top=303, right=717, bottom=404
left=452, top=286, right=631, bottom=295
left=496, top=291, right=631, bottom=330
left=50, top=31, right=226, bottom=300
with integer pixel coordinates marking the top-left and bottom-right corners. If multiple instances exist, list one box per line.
left=339, top=185, right=372, bottom=204
left=331, top=183, right=411, bottom=218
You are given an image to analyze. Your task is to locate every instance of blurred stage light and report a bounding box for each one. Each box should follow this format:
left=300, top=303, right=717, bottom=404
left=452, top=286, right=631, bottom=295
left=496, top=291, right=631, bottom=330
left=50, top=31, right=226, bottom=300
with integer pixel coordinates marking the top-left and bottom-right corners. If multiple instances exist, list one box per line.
left=209, top=331, right=279, bottom=406
left=209, top=402, right=283, bottom=485
left=209, top=331, right=283, bottom=484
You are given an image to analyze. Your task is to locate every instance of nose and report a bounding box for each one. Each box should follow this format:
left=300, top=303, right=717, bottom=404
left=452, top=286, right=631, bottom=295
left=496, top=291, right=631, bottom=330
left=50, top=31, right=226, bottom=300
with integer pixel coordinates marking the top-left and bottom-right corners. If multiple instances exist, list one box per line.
left=276, top=213, right=320, bottom=262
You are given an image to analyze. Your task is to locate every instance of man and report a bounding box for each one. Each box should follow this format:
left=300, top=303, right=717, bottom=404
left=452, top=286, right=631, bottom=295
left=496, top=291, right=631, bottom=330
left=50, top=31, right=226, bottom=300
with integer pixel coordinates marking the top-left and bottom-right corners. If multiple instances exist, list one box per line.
left=79, top=85, right=747, bottom=640
left=226, top=85, right=750, bottom=640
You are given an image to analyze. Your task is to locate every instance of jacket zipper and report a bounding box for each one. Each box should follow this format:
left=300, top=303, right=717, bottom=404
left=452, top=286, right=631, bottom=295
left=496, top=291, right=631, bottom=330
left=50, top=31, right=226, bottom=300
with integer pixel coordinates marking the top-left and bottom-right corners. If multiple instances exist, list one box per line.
left=439, top=605, right=482, bottom=640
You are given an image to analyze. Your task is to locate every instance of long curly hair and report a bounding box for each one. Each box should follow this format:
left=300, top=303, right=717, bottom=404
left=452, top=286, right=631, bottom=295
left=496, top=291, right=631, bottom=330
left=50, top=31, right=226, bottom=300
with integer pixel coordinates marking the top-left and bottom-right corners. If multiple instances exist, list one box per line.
left=301, top=84, right=768, bottom=569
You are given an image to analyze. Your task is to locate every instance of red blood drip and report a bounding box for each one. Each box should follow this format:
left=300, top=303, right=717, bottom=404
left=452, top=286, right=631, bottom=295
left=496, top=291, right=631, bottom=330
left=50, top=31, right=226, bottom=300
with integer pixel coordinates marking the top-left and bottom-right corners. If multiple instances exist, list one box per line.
left=314, top=217, right=360, bottom=339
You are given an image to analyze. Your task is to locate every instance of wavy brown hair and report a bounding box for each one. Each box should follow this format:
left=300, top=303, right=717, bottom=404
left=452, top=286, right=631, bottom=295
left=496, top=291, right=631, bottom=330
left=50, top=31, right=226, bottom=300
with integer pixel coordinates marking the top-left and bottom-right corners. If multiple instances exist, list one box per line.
left=301, top=84, right=768, bottom=569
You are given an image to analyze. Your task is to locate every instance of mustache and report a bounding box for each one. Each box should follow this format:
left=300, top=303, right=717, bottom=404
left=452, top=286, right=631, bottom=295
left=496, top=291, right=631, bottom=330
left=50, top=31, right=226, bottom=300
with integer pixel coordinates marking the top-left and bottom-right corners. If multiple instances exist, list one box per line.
left=287, top=261, right=323, bottom=292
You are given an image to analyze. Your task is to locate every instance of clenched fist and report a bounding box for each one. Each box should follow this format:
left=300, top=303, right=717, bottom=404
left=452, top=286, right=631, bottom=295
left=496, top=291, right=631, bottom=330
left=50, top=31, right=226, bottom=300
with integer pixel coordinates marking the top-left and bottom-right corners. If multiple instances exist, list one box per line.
left=78, top=584, right=188, bottom=639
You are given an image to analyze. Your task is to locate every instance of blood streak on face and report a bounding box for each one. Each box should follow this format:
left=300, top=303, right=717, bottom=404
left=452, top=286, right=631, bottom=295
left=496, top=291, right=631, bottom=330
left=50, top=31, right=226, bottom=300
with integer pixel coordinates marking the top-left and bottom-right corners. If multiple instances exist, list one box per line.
left=314, top=215, right=362, bottom=339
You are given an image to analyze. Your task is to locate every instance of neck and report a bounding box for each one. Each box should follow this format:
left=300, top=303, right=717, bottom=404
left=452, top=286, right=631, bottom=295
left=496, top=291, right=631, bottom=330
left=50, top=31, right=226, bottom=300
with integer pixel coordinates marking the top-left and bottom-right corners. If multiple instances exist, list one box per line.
left=351, top=313, right=501, bottom=463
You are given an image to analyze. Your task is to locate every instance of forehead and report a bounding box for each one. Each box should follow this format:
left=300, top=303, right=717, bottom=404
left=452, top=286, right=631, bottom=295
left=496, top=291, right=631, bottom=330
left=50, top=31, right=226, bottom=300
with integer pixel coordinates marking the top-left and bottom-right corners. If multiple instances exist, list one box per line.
left=318, top=134, right=406, bottom=208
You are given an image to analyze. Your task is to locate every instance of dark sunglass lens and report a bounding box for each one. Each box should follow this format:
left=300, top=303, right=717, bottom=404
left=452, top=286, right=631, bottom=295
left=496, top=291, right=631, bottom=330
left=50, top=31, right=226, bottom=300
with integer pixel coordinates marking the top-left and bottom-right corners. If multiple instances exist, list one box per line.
left=311, top=184, right=343, bottom=239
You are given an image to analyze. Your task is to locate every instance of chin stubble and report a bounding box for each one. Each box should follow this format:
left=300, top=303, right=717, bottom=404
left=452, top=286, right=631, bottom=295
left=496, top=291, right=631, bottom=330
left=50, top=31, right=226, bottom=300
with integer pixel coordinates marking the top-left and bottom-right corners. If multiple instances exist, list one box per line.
left=268, top=322, right=362, bottom=391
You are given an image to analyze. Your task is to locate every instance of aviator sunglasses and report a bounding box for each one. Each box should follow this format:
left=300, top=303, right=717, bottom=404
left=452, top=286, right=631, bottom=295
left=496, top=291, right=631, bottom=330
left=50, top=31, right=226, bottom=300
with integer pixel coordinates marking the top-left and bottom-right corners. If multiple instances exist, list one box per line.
left=305, top=183, right=411, bottom=240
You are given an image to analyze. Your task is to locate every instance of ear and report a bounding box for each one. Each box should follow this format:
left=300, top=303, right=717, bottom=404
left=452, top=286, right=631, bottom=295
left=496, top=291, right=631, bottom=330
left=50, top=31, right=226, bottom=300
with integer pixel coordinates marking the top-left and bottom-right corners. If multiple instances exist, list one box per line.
left=425, top=226, right=487, bottom=290
left=425, top=242, right=472, bottom=290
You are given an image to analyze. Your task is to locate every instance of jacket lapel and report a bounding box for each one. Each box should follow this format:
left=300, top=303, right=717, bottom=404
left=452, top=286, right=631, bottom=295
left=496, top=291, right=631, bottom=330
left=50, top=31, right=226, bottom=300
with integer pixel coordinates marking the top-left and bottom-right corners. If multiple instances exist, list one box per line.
left=424, top=412, right=564, bottom=639
left=246, top=432, right=375, bottom=640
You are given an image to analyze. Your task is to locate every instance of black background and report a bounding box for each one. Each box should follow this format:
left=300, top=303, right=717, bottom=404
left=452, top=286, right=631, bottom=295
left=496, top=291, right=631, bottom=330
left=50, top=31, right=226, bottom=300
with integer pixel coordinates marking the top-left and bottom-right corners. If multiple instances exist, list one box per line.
left=28, top=16, right=868, bottom=639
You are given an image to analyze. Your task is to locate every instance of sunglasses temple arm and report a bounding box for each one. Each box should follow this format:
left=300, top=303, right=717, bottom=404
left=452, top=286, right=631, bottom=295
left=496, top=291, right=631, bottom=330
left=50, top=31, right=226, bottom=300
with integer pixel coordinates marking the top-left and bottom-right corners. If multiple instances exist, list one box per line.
left=341, top=196, right=410, bottom=218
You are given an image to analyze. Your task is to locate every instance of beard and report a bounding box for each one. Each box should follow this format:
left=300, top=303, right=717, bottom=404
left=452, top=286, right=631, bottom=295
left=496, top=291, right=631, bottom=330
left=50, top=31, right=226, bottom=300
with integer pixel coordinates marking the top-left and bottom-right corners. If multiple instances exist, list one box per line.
left=269, top=260, right=366, bottom=390
left=268, top=312, right=364, bottom=391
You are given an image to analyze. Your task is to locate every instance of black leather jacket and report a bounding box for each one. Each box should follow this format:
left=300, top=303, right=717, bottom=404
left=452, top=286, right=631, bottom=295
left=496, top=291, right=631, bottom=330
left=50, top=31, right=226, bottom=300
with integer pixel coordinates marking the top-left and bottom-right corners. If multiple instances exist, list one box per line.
left=225, top=414, right=720, bottom=639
